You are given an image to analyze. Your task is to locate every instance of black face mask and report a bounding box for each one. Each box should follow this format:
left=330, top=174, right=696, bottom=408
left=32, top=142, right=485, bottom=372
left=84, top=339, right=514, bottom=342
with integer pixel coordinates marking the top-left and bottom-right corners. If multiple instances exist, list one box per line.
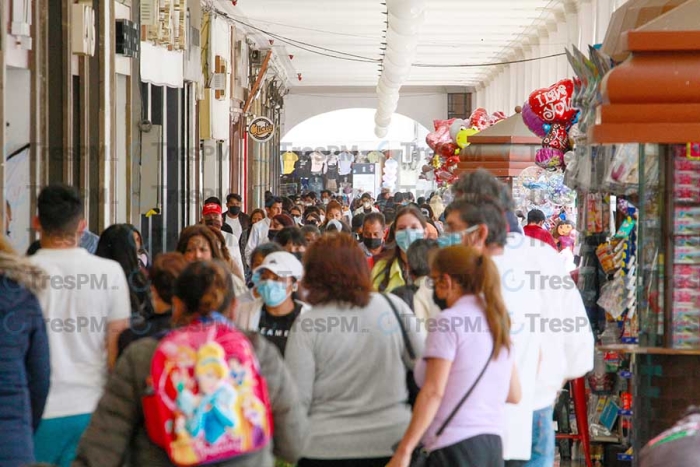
left=268, top=229, right=279, bottom=241
left=363, top=237, right=383, bottom=250
left=432, top=289, right=449, bottom=311
left=292, top=251, right=304, bottom=261
left=228, top=206, right=241, bottom=216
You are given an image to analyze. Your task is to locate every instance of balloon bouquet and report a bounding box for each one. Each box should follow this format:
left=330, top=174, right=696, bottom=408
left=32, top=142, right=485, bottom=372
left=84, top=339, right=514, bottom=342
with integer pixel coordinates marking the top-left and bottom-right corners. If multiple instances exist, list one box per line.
left=521, top=78, right=581, bottom=171
left=423, top=108, right=506, bottom=187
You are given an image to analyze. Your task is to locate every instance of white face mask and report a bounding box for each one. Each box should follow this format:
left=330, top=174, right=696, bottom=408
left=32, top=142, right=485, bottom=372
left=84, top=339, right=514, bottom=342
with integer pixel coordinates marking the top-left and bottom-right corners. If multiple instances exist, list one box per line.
left=363, top=201, right=372, bottom=209
left=319, top=215, right=326, bottom=223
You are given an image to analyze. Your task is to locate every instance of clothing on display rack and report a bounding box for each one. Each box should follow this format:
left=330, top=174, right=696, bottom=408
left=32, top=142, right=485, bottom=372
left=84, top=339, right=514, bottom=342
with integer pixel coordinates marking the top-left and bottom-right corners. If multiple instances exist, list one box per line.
left=326, top=155, right=340, bottom=192
left=282, top=151, right=299, bottom=175
left=367, top=151, right=383, bottom=163
left=308, top=175, right=324, bottom=194
left=338, top=151, right=354, bottom=176
left=294, top=153, right=312, bottom=179
left=310, top=152, right=326, bottom=174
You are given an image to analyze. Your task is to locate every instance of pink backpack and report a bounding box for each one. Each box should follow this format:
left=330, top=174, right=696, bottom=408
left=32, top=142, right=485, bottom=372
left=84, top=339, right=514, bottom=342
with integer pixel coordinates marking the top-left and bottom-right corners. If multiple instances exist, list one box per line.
left=143, top=318, right=273, bottom=466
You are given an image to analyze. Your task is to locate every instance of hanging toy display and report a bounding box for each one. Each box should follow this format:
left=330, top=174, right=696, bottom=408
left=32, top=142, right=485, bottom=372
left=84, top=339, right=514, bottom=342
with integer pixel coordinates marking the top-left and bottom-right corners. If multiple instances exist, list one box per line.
left=424, top=108, right=505, bottom=188
left=448, top=119, right=479, bottom=153
left=552, top=219, right=576, bottom=252
left=514, top=166, right=576, bottom=219
left=523, top=78, right=581, bottom=171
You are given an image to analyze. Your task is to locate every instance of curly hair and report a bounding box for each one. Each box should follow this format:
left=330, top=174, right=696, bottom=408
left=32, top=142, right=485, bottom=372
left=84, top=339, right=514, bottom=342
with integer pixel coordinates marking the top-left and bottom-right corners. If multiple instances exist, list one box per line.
left=303, top=233, right=371, bottom=308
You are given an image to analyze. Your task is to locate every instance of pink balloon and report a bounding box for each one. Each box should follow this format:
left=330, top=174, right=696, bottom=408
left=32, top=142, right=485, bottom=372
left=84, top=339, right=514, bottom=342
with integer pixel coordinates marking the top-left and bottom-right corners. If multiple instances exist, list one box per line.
left=522, top=103, right=547, bottom=138
left=536, top=147, right=565, bottom=170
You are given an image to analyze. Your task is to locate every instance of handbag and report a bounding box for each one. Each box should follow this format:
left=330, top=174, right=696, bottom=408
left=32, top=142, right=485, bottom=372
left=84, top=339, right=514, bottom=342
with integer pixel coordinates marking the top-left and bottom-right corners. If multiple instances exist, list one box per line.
left=383, top=294, right=494, bottom=467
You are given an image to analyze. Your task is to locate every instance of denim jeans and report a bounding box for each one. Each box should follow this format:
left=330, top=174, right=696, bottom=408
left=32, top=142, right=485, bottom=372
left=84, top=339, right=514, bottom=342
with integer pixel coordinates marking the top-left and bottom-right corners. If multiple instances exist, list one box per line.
left=524, top=406, right=555, bottom=467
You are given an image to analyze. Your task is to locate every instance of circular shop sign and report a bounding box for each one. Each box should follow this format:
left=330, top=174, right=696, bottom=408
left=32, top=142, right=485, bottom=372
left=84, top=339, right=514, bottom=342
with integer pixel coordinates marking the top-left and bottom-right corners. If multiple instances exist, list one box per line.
left=248, top=116, right=275, bottom=143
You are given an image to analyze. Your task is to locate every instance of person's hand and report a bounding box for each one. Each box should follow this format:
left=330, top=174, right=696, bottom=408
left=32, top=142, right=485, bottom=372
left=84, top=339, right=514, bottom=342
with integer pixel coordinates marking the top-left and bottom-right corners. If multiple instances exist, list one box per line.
left=386, top=451, right=411, bottom=467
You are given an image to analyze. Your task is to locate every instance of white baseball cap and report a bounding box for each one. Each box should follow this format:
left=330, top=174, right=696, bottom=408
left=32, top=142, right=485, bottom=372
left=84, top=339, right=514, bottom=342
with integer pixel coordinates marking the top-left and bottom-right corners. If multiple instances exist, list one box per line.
left=253, top=251, right=304, bottom=280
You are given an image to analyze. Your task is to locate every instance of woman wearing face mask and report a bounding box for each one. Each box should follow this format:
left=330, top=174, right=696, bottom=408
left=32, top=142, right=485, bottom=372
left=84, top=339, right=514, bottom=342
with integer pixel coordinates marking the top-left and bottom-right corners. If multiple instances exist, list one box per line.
left=321, top=201, right=344, bottom=226
left=371, top=206, right=427, bottom=292
left=268, top=214, right=295, bottom=242
left=274, top=227, right=308, bottom=261
left=387, top=246, right=521, bottom=467
left=290, top=206, right=304, bottom=226
left=235, top=251, right=309, bottom=356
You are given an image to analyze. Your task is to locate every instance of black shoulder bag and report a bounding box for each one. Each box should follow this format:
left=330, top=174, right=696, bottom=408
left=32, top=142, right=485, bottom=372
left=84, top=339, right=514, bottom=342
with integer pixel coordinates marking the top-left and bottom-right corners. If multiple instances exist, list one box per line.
left=383, top=294, right=494, bottom=467
left=383, top=294, right=420, bottom=406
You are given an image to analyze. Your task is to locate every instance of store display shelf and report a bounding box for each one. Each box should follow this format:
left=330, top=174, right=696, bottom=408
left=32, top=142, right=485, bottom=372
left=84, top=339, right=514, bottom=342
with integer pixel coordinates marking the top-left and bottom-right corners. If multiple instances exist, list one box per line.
left=591, top=435, right=621, bottom=443
left=597, top=344, right=700, bottom=355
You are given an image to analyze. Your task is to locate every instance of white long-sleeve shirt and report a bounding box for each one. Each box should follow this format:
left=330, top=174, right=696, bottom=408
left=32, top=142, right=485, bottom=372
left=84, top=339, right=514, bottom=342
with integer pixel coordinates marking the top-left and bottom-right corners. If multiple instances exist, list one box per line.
left=492, top=233, right=594, bottom=461
left=222, top=231, right=245, bottom=277
left=244, top=218, right=271, bottom=265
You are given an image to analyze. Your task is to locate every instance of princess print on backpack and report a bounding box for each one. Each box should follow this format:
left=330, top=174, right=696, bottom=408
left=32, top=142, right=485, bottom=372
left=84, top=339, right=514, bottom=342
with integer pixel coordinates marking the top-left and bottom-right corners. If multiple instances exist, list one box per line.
left=143, top=315, right=273, bottom=466
left=175, top=342, right=238, bottom=445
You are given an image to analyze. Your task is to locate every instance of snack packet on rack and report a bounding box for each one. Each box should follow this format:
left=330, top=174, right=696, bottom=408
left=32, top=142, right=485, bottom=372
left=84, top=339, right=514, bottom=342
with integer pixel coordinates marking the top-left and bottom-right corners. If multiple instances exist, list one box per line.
left=596, top=243, right=617, bottom=274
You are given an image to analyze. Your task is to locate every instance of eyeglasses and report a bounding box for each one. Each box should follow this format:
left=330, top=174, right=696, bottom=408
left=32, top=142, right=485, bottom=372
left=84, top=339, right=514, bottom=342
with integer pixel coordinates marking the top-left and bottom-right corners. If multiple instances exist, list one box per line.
left=425, top=275, right=443, bottom=288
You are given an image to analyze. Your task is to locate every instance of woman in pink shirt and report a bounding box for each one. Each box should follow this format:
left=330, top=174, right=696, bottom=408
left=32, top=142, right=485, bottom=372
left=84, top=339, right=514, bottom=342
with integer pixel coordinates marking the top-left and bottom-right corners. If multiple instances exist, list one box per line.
left=388, top=245, right=522, bottom=467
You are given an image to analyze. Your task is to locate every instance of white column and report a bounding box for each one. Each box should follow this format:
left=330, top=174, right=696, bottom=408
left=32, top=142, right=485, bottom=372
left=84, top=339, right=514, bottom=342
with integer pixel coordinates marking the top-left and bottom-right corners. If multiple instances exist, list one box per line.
left=594, top=0, right=613, bottom=45
left=475, top=84, right=484, bottom=110
left=516, top=46, right=528, bottom=105
left=554, top=11, right=569, bottom=78
left=509, top=57, right=518, bottom=113
left=565, top=1, right=579, bottom=74
left=528, top=34, right=542, bottom=90
left=522, top=42, right=537, bottom=98
left=546, top=19, right=558, bottom=82
left=579, top=0, right=594, bottom=50
left=537, top=23, right=554, bottom=87
left=497, top=66, right=507, bottom=111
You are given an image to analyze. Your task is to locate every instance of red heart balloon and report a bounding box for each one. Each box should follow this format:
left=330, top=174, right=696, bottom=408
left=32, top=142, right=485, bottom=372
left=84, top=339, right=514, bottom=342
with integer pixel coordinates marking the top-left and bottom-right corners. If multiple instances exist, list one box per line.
left=543, top=123, right=569, bottom=151
left=528, top=79, right=577, bottom=123
left=469, top=108, right=490, bottom=131
left=437, top=142, right=458, bottom=158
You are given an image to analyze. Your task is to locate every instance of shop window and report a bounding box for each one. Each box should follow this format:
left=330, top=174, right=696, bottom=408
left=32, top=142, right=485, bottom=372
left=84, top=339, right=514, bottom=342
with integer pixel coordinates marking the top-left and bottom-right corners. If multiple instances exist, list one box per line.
left=447, top=93, right=472, bottom=120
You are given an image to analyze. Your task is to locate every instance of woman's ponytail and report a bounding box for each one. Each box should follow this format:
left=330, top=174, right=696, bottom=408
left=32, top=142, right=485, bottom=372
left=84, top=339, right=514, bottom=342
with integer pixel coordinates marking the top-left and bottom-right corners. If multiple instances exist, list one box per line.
left=432, top=246, right=511, bottom=359
left=476, top=255, right=511, bottom=358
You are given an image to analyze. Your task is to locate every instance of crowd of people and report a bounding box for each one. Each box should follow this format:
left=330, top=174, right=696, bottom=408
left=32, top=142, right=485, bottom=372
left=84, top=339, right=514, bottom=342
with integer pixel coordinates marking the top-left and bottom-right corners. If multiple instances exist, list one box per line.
left=1, top=170, right=607, bottom=467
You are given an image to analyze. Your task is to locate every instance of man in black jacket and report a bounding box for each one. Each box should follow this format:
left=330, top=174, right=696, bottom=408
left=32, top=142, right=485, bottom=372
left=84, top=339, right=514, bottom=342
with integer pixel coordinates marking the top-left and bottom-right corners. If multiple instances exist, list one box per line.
left=224, top=193, right=251, bottom=271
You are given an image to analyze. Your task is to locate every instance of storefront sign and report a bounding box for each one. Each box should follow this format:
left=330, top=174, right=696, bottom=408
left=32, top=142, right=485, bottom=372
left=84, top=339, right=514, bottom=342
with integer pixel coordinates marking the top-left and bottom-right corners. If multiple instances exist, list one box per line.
left=353, top=163, right=378, bottom=195
left=248, top=116, right=275, bottom=142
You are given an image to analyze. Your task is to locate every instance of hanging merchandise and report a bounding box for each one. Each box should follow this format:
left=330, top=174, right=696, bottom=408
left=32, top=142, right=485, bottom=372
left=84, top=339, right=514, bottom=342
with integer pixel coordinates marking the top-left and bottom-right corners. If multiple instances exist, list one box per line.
left=325, top=153, right=340, bottom=192
left=382, top=156, right=399, bottom=190
left=281, top=151, right=299, bottom=175
left=524, top=78, right=580, bottom=171
left=424, top=109, right=505, bottom=188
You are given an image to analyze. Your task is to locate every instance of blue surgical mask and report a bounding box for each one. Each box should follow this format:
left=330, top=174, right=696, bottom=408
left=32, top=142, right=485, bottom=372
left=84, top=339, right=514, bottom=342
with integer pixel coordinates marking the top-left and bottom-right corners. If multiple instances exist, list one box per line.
left=438, top=225, right=480, bottom=248
left=395, top=228, right=424, bottom=252
left=256, top=280, right=290, bottom=307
